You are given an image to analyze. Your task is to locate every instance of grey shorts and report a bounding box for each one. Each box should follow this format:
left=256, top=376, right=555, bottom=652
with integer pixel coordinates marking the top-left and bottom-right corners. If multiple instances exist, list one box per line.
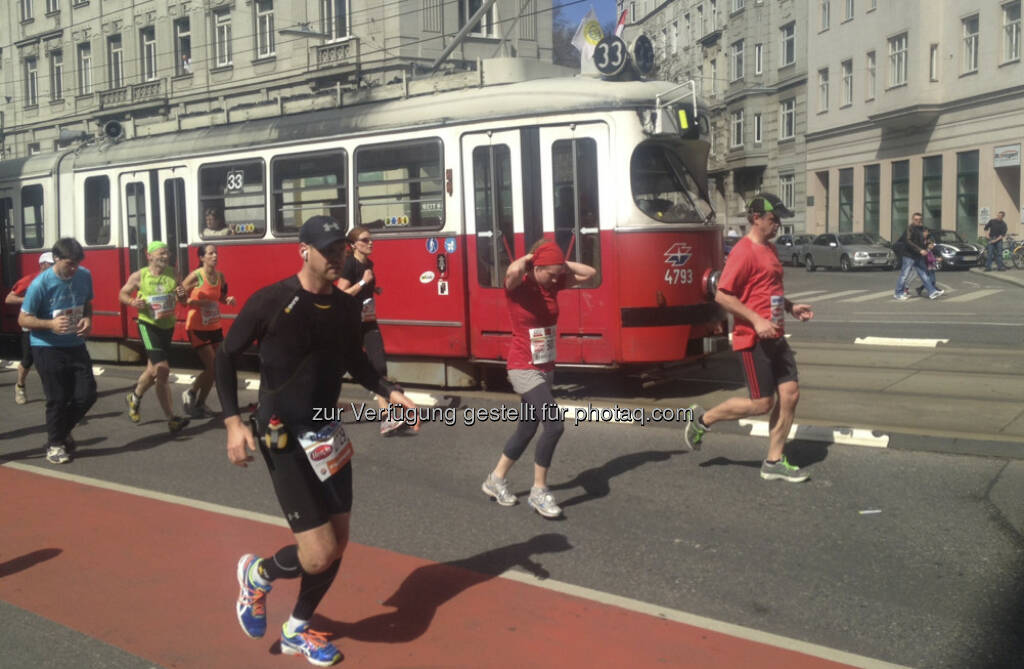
left=508, top=368, right=554, bottom=395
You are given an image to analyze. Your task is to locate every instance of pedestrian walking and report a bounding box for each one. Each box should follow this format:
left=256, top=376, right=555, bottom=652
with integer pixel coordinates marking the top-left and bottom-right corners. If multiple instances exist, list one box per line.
left=180, top=243, right=236, bottom=418
left=5, top=251, right=54, bottom=404
left=480, top=240, right=597, bottom=518
left=682, top=194, right=814, bottom=482
left=894, top=213, right=942, bottom=300
left=983, top=211, right=1008, bottom=272
left=119, top=241, right=189, bottom=433
left=17, top=239, right=97, bottom=465
left=217, top=215, right=416, bottom=666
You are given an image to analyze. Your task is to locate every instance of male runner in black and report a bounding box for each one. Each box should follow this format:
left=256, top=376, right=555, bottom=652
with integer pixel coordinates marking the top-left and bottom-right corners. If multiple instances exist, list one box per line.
left=217, top=215, right=415, bottom=666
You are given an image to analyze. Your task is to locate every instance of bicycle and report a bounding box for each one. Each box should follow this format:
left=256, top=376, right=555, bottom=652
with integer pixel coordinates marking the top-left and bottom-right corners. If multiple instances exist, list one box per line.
left=1010, top=236, right=1024, bottom=269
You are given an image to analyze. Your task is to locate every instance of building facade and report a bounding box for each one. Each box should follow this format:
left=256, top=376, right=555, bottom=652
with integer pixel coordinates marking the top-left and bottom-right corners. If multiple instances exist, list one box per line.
left=805, top=0, right=1023, bottom=241
left=1, top=0, right=553, bottom=158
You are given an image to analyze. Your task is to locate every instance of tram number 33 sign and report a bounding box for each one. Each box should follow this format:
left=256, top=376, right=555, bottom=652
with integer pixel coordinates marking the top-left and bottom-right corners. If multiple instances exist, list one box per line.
left=594, top=36, right=628, bottom=77
left=226, top=170, right=245, bottom=192
left=664, top=268, right=693, bottom=285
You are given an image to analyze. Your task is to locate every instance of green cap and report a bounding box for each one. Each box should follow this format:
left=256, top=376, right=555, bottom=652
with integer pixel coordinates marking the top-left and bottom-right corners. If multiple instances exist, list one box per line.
left=147, top=241, right=168, bottom=253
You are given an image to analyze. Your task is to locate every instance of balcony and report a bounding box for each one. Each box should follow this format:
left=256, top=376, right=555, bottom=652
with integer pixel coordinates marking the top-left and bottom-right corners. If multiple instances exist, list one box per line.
left=99, top=78, right=167, bottom=110
left=315, top=37, right=360, bottom=70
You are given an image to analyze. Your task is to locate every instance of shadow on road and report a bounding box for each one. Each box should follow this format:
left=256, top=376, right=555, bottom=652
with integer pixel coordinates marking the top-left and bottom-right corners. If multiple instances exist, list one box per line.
left=545, top=449, right=689, bottom=509
left=0, top=548, right=62, bottom=578
left=697, top=439, right=830, bottom=470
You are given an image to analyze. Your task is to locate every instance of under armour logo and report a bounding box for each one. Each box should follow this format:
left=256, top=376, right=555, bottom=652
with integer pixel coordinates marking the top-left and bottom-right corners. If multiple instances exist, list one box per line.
left=321, top=221, right=341, bottom=232
left=287, top=512, right=301, bottom=521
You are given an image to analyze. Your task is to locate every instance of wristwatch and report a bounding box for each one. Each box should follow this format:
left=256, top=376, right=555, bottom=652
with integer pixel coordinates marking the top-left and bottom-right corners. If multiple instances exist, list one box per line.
left=358, top=279, right=367, bottom=287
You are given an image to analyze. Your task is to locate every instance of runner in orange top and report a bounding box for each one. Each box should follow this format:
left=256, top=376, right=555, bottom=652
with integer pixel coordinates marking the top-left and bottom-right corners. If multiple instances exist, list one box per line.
left=180, top=244, right=235, bottom=417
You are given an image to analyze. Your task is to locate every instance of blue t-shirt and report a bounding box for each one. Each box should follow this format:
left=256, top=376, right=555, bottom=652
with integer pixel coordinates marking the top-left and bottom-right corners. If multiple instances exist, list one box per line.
left=22, top=266, right=94, bottom=348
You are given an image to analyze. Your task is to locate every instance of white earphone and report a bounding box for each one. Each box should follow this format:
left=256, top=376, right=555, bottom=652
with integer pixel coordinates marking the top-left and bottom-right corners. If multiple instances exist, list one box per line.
left=302, top=249, right=309, bottom=261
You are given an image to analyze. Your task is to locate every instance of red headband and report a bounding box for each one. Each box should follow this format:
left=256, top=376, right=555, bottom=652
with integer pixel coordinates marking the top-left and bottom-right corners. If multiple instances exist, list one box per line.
left=532, top=242, right=565, bottom=267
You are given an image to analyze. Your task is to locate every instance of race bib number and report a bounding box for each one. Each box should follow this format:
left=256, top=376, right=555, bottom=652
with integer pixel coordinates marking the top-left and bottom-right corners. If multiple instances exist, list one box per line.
left=770, top=295, right=785, bottom=327
left=297, top=421, right=353, bottom=482
left=529, top=326, right=556, bottom=365
left=148, top=294, right=175, bottom=321
left=52, top=305, right=84, bottom=333
left=200, top=300, right=221, bottom=326
left=361, top=297, right=377, bottom=323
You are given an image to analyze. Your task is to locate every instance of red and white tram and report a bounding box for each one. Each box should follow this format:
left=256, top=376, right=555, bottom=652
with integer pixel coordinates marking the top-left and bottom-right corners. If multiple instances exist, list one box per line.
left=0, top=70, right=726, bottom=386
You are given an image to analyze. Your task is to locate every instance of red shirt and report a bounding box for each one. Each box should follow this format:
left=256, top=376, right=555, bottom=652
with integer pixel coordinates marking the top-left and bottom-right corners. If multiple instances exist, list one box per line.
left=718, top=236, right=785, bottom=350
left=505, top=273, right=567, bottom=371
left=10, top=272, right=39, bottom=297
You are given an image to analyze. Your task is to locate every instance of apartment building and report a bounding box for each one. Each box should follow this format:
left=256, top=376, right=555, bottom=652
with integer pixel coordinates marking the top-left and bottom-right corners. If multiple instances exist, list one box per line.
left=0, top=0, right=553, bottom=158
left=805, top=0, right=1023, bottom=241
left=621, top=0, right=809, bottom=234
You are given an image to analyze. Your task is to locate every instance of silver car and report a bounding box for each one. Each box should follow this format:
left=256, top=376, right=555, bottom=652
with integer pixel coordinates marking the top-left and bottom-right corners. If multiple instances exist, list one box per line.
left=777, top=234, right=815, bottom=267
left=803, top=233, right=896, bottom=271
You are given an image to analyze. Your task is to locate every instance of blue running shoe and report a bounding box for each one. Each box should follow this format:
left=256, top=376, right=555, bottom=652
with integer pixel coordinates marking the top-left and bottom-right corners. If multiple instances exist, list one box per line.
left=280, top=623, right=341, bottom=667
left=235, top=554, right=271, bottom=639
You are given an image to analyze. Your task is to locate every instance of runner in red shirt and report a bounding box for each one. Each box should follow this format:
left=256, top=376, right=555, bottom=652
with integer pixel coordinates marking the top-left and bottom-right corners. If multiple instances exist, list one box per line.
left=4, top=252, right=54, bottom=404
left=683, top=193, right=815, bottom=482
left=481, top=240, right=596, bottom=518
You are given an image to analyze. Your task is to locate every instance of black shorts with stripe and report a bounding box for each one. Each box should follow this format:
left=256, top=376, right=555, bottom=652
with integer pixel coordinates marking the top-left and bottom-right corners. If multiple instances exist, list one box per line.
left=737, top=338, right=798, bottom=400
left=138, top=320, right=174, bottom=364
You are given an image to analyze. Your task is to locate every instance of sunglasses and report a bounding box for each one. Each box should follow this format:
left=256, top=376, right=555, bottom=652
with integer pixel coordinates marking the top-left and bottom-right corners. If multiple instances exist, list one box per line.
left=356, top=237, right=372, bottom=243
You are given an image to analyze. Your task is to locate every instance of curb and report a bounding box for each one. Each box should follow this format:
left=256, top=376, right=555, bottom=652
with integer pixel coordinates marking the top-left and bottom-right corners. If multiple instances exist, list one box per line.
left=967, top=266, right=1024, bottom=288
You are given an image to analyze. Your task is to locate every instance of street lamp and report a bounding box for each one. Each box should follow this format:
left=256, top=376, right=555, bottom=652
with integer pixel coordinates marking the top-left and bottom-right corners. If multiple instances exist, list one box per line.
left=279, top=22, right=331, bottom=39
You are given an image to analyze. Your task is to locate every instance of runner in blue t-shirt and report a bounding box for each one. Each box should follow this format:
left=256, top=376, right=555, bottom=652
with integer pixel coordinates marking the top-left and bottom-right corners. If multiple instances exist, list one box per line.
left=18, top=238, right=97, bottom=465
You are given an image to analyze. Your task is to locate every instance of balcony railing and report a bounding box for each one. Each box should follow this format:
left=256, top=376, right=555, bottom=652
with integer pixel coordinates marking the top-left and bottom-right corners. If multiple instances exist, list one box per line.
left=315, top=37, right=360, bottom=70
left=99, top=78, right=166, bottom=110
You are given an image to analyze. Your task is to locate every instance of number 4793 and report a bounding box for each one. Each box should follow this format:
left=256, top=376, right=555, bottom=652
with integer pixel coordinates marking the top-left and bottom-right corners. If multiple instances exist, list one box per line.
left=664, top=268, right=693, bottom=285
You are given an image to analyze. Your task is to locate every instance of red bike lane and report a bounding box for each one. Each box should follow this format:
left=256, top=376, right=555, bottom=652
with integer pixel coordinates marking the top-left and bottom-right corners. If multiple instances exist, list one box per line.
left=0, top=465, right=863, bottom=669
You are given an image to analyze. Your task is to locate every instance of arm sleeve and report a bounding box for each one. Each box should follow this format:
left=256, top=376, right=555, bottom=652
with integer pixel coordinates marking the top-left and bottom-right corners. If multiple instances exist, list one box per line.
left=215, top=291, right=265, bottom=418
left=340, top=296, right=396, bottom=398
left=339, top=256, right=359, bottom=284
left=717, top=247, right=749, bottom=297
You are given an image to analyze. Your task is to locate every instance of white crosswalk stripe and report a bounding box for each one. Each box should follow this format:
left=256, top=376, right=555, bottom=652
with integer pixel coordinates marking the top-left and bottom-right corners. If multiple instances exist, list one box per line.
left=942, top=288, right=1003, bottom=303
left=808, top=289, right=868, bottom=302
left=786, top=289, right=827, bottom=299
left=841, top=290, right=899, bottom=303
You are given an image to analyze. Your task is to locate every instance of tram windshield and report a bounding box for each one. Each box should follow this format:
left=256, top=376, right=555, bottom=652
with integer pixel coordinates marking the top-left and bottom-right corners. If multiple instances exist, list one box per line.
left=630, top=142, right=712, bottom=223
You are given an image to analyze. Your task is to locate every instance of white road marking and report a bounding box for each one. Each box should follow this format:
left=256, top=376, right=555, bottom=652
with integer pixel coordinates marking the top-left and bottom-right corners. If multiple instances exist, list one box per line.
left=170, top=373, right=196, bottom=385
left=244, top=378, right=261, bottom=391
left=738, top=419, right=889, bottom=447
left=840, top=290, right=898, bottom=303
left=405, top=391, right=439, bottom=407
left=92, top=366, right=106, bottom=376
left=809, top=289, right=867, bottom=302
left=785, top=289, right=827, bottom=299
left=854, top=336, right=949, bottom=347
left=942, top=289, right=1003, bottom=303
left=3, top=461, right=908, bottom=669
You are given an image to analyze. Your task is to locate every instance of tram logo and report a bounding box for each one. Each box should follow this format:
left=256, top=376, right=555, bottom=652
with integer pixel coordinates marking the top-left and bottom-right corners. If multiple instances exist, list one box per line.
left=664, top=243, right=693, bottom=268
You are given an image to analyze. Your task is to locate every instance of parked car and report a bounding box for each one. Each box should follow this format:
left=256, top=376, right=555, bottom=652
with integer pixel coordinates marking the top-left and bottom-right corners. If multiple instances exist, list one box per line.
left=803, top=233, right=896, bottom=271
left=777, top=234, right=815, bottom=267
left=931, top=230, right=983, bottom=270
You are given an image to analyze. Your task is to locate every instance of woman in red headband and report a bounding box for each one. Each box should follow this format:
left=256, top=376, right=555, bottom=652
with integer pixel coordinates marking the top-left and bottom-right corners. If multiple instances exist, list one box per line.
left=481, top=240, right=596, bottom=518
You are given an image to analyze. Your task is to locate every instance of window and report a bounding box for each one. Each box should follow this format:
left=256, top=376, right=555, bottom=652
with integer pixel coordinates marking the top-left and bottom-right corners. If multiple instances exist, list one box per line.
left=125, top=182, right=147, bottom=263
left=1005, top=1, right=1021, bottom=62
left=733, top=0, right=745, bottom=11
left=779, top=98, right=795, bottom=139
left=888, top=33, right=907, bottom=86
left=630, top=142, right=713, bottom=224
left=28, top=143, right=42, bottom=156
left=780, top=23, right=796, bottom=66
left=754, top=43, right=763, bottom=74
left=140, top=27, right=157, bottom=82
left=355, top=139, right=444, bottom=231
left=922, top=156, right=942, bottom=230
left=843, top=0, right=854, bottom=21
left=672, top=21, right=678, bottom=55
left=552, top=139, right=601, bottom=284
left=730, top=40, right=744, bottom=80
left=198, top=160, right=267, bottom=238
left=321, top=0, right=348, bottom=40
left=840, top=59, right=852, bottom=106
left=473, top=145, right=514, bottom=288
left=175, top=19, right=192, bottom=76
left=818, top=68, right=829, bottom=112
left=50, top=50, right=63, bottom=100
left=730, top=110, right=744, bottom=147
left=20, top=0, right=33, bottom=22
left=164, top=179, right=188, bottom=271
left=21, top=185, right=44, bottom=249
left=863, top=164, right=880, bottom=235
left=710, top=0, right=718, bottom=30
left=24, top=58, right=38, bottom=107
left=459, top=0, right=496, bottom=37
left=956, top=151, right=979, bottom=239
left=929, top=43, right=939, bottom=80
left=108, top=35, right=123, bottom=88
left=214, top=9, right=232, bottom=66
left=711, top=58, right=718, bottom=95
left=256, top=0, right=275, bottom=58
left=866, top=50, right=876, bottom=98
left=962, top=15, right=979, bottom=73
left=820, top=0, right=830, bottom=31
left=891, top=160, right=909, bottom=240
left=779, top=174, right=795, bottom=211
left=838, top=168, right=853, bottom=232
left=684, top=13, right=691, bottom=44
left=869, top=0, right=876, bottom=9
left=753, top=112, right=762, bottom=143
left=271, top=150, right=347, bottom=234
left=77, top=43, right=92, bottom=94
left=84, top=176, right=111, bottom=245
left=698, top=4, right=705, bottom=35
left=46, top=0, right=58, bottom=12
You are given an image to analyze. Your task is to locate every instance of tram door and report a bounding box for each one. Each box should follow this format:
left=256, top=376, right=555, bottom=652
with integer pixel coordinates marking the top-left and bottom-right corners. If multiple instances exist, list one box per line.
left=0, top=195, right=17, bottom=332
left=463, top=130, right=524, bottom=361
left=538, top=124, right=613, bottom=364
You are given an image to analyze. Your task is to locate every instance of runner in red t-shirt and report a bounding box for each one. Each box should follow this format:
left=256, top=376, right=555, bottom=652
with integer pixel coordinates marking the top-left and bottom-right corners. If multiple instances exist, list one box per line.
left=4, top=252, right=54, bottom=404
left=682, top=194, right=815, bottom=482
left=481, top=240, right=596, bottom=518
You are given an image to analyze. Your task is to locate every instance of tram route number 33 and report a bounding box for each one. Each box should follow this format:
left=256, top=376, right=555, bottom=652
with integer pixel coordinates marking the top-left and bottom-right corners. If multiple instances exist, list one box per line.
left=664, top=268, right=693, bottom=285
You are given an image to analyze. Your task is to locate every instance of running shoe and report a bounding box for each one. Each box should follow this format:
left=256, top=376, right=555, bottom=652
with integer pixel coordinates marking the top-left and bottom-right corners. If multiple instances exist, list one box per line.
left=682, top=405, right=706, bottom=451
left=481, top=473, right=517, bottom=506
left=527, top=486, right=562, bottom=519
left=126, top=392, right=141, bottom=423
left=46, top=444, right=70, bottom=465
left=235, top=554, right=272, bottom=639
left=379, top=417, right=405, bottom=437
left=928, top=290, right=943, bottom=300
left=760, top=455, right=809, bottom=483
left=181, top=388, right=195, bottom=417
left=893, top=293, right=909, bottom=301
left=168, top=415, right=190, bottom=434
left=14, top=384, right=26, bottom=405
left=280, top=623, right=341, bottom=667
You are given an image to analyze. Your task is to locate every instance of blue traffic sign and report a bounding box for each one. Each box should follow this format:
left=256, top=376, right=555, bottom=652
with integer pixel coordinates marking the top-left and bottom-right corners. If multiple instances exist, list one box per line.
left=426, top=237, right=439, bottom=254
left=444, top=237, right=457, bottom=253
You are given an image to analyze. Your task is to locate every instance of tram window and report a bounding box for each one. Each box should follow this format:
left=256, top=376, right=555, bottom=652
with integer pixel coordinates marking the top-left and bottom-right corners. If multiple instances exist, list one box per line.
left=630, top=142, right=712, bottom=223
left=355, top=139, right=443, bottom=231
left=198, top=159, right=266, bottom=238
left=551, top=139, right=601, bottom=287
left=473, top=145, right=514, bottom=288
left=1, top=198, right=16, bottom=288
left=271, top=150, right=347, bottom=235
left=84, top=176, right=111, bottom=245
left=125, top=181, right=148, bottom=252
left=21, top=185, right=45, bottom=250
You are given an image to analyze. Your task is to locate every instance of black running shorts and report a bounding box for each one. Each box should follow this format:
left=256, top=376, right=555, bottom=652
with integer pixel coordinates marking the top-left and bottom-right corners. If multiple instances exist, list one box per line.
left=138, top=321, right=174, bottom=364
left=737, top=337, right=798, bottom=400
left=259, top=439, right=353, bottom=533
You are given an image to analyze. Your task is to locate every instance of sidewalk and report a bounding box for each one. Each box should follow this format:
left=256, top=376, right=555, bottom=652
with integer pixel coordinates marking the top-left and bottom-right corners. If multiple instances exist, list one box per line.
left=967, top=266, right=1024, bottom=287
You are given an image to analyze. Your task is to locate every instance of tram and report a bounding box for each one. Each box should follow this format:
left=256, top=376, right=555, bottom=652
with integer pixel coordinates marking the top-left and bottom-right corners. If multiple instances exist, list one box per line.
left=0, top=63, right=726, bottom=387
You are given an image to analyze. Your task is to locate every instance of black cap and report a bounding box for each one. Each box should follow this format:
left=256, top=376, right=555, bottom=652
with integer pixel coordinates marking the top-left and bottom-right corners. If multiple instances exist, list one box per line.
left=747, top=192, right=794, bottom=219
left=299, top=215, right=346, bottom=251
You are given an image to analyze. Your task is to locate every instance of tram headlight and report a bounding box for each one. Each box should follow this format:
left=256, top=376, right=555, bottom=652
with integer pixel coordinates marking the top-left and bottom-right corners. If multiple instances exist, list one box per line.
left=702, top=269, right=721, bottom=300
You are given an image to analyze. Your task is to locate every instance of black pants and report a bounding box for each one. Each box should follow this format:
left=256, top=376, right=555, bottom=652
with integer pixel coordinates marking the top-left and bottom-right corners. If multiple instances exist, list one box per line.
left=33, top=346, right=97, bottom=445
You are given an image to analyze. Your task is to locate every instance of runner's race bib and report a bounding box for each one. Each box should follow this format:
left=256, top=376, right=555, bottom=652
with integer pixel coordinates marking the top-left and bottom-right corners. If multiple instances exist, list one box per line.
left=361, top=297, right=377, bottom=323
left=297, top=421, right=353, bottom=482
left=51, top=305, right=84, bottom=333
left=770, top=295, right=785, bottom=327
left=529, top=326, right=556, bottom=365
left=200, top=300, right=221, bottom=326
left=148, top=293, right=175, bottom=321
